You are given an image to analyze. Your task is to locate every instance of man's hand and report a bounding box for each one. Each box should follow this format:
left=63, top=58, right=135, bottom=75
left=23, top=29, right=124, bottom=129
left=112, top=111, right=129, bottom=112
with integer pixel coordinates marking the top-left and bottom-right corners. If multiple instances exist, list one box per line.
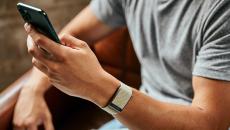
left=13, top=80, right=54, bottom=130
left=24, top=23, right=120, bottom=107
left=13, top=5, right=115, bottom=130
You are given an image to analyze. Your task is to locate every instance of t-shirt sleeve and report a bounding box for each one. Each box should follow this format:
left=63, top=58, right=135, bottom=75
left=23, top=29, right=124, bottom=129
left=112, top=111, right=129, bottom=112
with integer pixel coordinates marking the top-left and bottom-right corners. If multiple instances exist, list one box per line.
left=193, top=2, right=230, bottom=81
left=89, top=0, right=126, bottom=28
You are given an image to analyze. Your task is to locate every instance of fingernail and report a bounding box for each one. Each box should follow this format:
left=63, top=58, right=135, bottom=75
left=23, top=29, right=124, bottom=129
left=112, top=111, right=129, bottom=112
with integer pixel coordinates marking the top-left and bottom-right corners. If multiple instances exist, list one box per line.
left=24, top=23, right=30, bottom=32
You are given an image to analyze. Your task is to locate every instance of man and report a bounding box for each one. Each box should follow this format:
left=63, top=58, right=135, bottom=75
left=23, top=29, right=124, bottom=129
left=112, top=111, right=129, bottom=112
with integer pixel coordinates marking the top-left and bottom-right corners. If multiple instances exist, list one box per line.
left=13, top=0, right=230, bottom=130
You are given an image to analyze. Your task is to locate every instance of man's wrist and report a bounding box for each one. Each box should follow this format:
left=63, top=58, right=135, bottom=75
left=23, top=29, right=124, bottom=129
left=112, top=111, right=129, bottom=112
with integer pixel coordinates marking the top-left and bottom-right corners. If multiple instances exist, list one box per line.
left=102, top=82, right=133, bottom=115
left=22, top=67, right=51, bottom=96
left=32, top=78, right=51, bottom=95
left=93, top=71, right=120, bottom=107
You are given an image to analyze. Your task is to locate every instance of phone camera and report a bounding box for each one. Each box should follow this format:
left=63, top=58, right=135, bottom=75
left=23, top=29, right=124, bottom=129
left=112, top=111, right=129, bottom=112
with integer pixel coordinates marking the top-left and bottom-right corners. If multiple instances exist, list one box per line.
left=24, top=14, right=31, bottom=21
left=20, top=9, right=31, bottom=21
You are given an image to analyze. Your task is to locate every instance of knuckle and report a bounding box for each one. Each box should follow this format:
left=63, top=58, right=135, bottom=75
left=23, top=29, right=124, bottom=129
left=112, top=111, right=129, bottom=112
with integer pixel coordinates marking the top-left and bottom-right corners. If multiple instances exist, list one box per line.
left=32, top=58, right=37, bottom=65
left=28, top=47, right=35, bottom=55
left=47, top=69, right=55, bottom=77
left=51, top=65, right=60, bottom=72
left=80, top=41, right=88, bottom=47
left=13, top=120, right=23, bottom=127
left=34, top=36, right=43, bottom=44
left=32, top=51, right=42, bottom=59
left=47, top=70, right=52, bottom=77
left=59, top=33, right=68, bottom=41
left=59, top=52, right=67, bottom=62
left=24, top=118, right=35, bottom=126
left=49, top=78, right=55, bottom=83
left=59, top=57, right=65, bottom=63
left=80, top=50, right=88, bottom=56
left=36, top=52, right=43, bottom=59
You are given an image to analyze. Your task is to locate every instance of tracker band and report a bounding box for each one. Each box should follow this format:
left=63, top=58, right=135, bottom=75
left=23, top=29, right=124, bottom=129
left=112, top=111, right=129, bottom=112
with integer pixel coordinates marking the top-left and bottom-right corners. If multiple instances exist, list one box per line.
left=102, top=82, right=132, bottom=115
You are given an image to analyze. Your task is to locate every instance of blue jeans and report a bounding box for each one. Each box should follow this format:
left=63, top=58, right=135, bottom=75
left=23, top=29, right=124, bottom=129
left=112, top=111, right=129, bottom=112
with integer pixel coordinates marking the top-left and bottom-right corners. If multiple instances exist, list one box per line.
left=99, top=119, right=128, bottom=130
left=99, top=119, right=230, bottom=130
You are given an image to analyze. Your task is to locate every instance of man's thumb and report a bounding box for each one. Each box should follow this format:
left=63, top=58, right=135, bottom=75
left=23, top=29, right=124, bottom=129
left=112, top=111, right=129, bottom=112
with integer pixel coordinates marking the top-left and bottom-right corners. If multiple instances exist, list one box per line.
left=60, top=34, right=88, bottom=49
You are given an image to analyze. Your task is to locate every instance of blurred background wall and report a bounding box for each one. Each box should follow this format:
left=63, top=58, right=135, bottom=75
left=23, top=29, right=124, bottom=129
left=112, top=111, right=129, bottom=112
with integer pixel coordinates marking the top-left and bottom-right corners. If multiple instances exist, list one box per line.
left=0, top=0, right=90, bottom=91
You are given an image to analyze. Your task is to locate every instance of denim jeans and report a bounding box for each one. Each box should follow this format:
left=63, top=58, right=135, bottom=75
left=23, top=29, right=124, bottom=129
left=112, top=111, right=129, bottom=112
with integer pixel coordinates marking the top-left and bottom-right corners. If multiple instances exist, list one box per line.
left=99, top=119, right=128, bottom=130
left=99, top=119, right=230, bottom=130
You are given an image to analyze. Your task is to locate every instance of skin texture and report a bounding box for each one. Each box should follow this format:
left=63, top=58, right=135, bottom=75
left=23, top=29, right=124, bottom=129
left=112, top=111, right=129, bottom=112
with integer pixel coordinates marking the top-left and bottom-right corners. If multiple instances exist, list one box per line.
left=14, top=5, right=230, bottom=130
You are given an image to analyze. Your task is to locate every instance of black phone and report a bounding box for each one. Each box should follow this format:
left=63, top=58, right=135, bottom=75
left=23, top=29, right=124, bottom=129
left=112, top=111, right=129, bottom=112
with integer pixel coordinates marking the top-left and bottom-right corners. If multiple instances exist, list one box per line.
left=17, top=2, right=60, bottom=43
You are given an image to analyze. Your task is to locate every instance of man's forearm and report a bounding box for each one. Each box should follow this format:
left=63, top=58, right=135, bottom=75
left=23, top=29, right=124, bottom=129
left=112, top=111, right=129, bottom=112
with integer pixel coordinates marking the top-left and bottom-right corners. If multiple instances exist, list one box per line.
left=115, top=89, right=223, bottom=130
left=24, top=67, right=51, bottom=94
left=59, top=6, right=113, bottom=44
left=90, top=75, right=230, bottom=130
left=93, top=75, right=224, bottom=130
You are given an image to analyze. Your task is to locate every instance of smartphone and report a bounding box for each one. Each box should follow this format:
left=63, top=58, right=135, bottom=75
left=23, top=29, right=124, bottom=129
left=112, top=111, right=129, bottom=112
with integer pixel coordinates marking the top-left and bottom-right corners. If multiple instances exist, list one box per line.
left=17, top=2, right=60, bottom=43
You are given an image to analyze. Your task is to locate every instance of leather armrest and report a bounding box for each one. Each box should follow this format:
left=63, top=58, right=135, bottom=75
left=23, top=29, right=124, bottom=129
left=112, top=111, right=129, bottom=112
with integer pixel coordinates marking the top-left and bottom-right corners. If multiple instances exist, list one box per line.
left=0, top=70, right=32, bottom=130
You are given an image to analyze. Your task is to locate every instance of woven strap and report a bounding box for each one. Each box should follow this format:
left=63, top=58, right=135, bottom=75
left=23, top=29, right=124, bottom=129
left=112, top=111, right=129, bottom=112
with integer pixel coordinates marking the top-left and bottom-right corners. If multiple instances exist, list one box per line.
left=102, top=82, right=132, bottom=115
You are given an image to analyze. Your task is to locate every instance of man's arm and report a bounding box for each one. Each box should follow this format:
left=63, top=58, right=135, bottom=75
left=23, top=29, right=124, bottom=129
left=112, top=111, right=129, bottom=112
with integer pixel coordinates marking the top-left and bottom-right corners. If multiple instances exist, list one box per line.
left=60, top=6, right=114, bottom=43
left=23, top=16, right=230, bottom=129
left=24, top=23, right=230, bottom=129
left=13, top=5, right=114, bottom=129
left=113, top=76, right=230, bottom=130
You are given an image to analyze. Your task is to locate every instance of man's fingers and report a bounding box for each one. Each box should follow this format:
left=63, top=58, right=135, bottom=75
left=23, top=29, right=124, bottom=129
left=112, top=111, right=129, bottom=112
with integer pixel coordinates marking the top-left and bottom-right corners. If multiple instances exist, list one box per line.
left=60, top=34, right=88, bottom=49
left=27, top=125, right=38, bottom=130
left=44, top=121, right=55, bottom=130
left=13, top=118, right=38, bottom=130
left=13, top=125, right=25, bottom=130
left=32, top=58, right=48, bottom=74
left=44, top=115, right=54, bottom=130
left=24, top=23, right=62, bottom=59
left=13, top=119, right=26, bottom=130
left=32, top=57, right=59, bottom=80
left=27, top=36, right=56, bottom=67
left=23, top=117, right=39, bottom=130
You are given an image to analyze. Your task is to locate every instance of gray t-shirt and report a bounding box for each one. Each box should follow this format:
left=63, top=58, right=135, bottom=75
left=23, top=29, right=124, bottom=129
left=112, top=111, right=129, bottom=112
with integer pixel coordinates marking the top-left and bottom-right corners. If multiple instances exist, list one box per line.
left=90, top=0, right=230, bottom=105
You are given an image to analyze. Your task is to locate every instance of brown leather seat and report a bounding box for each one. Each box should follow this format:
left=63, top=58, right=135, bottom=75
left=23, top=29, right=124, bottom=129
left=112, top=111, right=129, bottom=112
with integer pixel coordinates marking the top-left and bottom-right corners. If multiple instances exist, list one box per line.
left=0, top=28, right=141, bottom=130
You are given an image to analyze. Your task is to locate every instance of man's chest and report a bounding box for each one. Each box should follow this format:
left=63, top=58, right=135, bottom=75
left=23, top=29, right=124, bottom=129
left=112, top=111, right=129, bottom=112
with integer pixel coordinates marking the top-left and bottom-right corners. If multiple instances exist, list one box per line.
left=124, top=0, right=204, bottom=76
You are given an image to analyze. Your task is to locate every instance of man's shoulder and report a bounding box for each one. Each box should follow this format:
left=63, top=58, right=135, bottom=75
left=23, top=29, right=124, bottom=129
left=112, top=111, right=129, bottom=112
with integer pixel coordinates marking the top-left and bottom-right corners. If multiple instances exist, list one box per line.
left=202, top=0, right=230, bottom=15
left=199, top=0, right=230, bottom=31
